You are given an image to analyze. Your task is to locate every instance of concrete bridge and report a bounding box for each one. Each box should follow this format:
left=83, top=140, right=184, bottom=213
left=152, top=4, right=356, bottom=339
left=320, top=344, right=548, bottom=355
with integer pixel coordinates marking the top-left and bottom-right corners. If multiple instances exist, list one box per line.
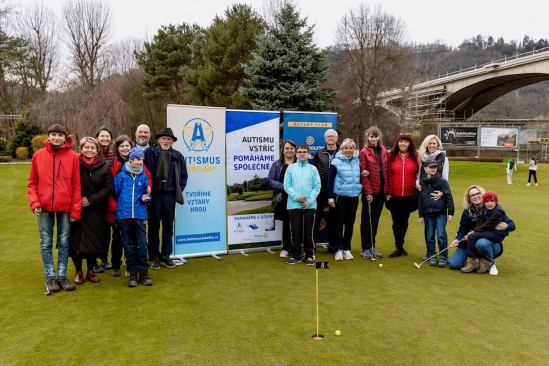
left=378, top=47, right=549, bottom=120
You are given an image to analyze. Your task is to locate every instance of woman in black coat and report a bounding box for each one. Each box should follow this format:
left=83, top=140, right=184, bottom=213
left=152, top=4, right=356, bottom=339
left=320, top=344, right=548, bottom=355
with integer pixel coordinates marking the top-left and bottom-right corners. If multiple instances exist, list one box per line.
left=70, top=137, right=114, bottom=284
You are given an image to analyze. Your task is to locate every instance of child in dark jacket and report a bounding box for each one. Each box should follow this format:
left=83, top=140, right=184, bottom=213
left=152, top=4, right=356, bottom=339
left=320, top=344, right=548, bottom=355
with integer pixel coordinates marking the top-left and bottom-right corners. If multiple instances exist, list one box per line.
left=418, top=156, right=454, bottom=267
left=461, top=191, right=510, bottom=273
left=114, top=148, right=152, bottom=287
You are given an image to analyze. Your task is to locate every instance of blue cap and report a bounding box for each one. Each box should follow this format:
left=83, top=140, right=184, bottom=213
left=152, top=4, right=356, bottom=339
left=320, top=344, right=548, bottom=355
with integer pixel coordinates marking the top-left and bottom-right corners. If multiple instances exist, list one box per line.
left=129, top=147, right=144, bottom=161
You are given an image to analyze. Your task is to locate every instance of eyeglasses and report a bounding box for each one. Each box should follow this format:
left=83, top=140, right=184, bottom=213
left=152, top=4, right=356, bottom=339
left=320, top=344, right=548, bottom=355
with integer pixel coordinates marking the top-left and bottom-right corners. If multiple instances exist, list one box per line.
left=325, top=135, right=337, bottom=139
left=296, top=151, right=308, bottom=154
left=469, top=192, right=482, bottom=198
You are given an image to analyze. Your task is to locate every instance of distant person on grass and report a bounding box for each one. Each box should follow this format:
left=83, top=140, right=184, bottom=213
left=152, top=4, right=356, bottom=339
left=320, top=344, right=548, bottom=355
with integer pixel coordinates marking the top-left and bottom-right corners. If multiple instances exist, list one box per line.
left=28, top=124, right=81, bottom=293
left=284, top=144, right=321, bottom=265
left=70, top=137, right=113, bottom=285
left=527, top=157, right=538, bottom=186
left=448, top=185, right=515, bottom=276
left=313, top=129, right=339, bottom=253
left=114, top=148, right=152, bottom=287
left=144, top=127, right=188, bottom=270
left=506, top=158, right=516, bottom=185
left=418, top=156, right=454, bottom=267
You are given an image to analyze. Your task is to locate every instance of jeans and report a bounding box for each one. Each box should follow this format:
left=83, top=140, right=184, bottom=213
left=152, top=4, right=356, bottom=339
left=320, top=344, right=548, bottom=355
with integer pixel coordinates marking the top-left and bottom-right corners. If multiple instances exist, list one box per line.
left=449, top=240, right=503, bottom=269
left=334, top=195, right=359, bottom=251
left=424, top=214, right=448, bottom=256
left=466, top=231, right=506, bottom=258
left=38, top=211, right=70, bottom=278
left=147, top=193, right=176, bottom=259
left=119, top=219, right=149, bottom=272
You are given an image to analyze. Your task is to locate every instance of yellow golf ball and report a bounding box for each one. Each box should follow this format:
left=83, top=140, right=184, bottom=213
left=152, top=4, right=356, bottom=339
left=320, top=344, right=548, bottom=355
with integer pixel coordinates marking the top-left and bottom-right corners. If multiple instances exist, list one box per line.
left=335, top=330, right=341, bottom=336
left=379, top=264, right=383, bottom=268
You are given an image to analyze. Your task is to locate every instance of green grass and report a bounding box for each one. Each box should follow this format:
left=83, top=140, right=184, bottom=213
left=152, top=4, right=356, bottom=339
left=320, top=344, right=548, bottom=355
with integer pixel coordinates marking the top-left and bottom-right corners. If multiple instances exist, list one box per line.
left=1, top=162, right=548, bottom=365
left=228, top=190, right=273, bottom=201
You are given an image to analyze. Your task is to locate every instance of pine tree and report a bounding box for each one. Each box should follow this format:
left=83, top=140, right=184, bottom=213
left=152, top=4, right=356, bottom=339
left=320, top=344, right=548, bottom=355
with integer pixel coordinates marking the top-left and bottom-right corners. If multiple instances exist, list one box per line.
left=240, top=3, right=337, bottom=112
left=186, top=4, right=264, bottom=109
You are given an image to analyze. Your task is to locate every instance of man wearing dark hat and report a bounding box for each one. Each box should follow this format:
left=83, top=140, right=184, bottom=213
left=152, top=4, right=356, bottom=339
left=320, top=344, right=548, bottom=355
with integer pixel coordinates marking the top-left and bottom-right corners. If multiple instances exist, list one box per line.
left=144, top=127, right=188, bottom=269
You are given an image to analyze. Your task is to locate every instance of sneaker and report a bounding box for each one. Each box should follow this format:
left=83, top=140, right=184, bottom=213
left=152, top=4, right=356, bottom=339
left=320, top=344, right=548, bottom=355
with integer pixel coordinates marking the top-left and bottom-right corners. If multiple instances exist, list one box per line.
left=489, top=264, right=499, bottom=276
left=527, top=183, right=531, bottom=186
left=279, top=250, right=289, bottom=258
left=342, top=250, right=354, bottom=260
left=139, top=272, right=153, bottom=286
left=335, top=250, right=343, bottom=261
left=361, top=249, right=372, bottom=259
left=128, top=270, right=138, bottom=287
left=99, top=260, right=112, bottom=270
left=57, top=276, right=75, bottom=291
left=422, top=253, right=430, bottom=261
left=438, top=255, right=448, bottom=268
left=389, top=250, right=403, bottom=258
left=160, top=256, right=176, bottom=269
left=112, top=268, right=121, bottom=277
left=461, top=257, right=480, bottom=273
left=92, top=263, right=105, bottom=273
left=150, top=257, right=160, bottom=270
left=306, top=257, right=315, bottom=266
left=429, top=256, right=438, bottom=266
left=536, top=183, right=538, bottom=186
left=372, top=248, right=383, bottom=259
left=477, top=258, right=493, bottom=274
left=286, top=257, right=302, bottom=265
left=46, top=276, right=60, bottom=293
left=401, top=249, right=408, bottom=256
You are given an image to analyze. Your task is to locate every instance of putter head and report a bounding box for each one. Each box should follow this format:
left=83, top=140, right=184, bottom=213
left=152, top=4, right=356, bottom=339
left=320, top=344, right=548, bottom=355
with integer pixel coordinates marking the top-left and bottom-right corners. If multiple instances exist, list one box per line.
left=414, top=262, right=421, bottom=269
left=370, top=257, right=377, bottom=262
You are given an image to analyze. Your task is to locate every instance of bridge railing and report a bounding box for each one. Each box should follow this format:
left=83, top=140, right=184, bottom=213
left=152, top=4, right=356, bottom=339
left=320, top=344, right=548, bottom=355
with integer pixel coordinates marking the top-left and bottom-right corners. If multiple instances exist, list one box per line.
left=425, top=46, right=549, bottom=82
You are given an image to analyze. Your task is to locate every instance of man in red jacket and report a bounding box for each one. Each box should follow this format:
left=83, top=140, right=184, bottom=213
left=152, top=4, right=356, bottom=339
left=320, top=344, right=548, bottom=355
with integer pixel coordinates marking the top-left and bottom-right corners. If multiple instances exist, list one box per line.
left=28, top=124, right=81, bottom=293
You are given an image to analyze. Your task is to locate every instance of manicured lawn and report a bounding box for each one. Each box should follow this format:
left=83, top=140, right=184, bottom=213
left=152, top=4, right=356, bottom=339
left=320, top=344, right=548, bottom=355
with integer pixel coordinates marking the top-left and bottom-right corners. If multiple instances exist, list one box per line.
left=1, top=161, right=548, bottom=365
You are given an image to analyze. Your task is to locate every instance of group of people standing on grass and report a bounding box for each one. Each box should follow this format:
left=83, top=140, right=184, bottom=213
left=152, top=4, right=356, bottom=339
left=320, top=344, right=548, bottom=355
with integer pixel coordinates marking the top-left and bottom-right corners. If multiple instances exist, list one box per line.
left=28, top=123, right=187, bottom=293
left=269, top=127, right=515, bottom=275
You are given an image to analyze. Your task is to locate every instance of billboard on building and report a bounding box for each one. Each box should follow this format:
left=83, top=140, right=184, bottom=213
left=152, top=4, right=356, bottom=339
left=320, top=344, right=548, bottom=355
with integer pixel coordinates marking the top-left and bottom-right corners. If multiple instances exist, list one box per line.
left=481, top=128, right=518, bottom=147
left=440, top=126, right=478, bottom=146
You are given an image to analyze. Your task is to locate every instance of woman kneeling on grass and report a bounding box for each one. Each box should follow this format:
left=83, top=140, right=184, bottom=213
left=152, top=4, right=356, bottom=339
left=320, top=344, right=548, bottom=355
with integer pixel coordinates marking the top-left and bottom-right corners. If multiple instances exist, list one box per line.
left=327, top=138, right=362, bottom=261
left=448, top=185, right=516, bottom=275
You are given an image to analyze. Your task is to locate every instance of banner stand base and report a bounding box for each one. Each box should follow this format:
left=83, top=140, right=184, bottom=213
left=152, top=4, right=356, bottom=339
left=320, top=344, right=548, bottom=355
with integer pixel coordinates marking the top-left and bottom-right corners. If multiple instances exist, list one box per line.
left=212, top=255, right=224, bottom=261
left=173, top=258, right=188, bottom=265
left=266, top=249, right=274, bottom=254
left=240, top=251, right=249, bottom=257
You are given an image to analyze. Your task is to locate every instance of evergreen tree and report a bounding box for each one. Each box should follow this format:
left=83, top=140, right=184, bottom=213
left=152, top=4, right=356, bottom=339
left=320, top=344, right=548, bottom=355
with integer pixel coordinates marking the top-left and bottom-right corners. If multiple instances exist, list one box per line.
left=135, top=23, right=202, bottom=104
left=186, top=4, right=264, bottom=109
left=240, top=3, right=337, bottom=112
left=7, top=117, right=43, bottom=157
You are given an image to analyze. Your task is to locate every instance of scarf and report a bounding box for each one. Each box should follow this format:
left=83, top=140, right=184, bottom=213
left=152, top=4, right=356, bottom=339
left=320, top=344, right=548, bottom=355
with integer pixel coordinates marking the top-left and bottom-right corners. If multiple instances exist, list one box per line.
left=156, top=148, right=172, bottom=190
left=80, top=155, right=98, bottom=169
left=125, top=161, right=143, bottom=175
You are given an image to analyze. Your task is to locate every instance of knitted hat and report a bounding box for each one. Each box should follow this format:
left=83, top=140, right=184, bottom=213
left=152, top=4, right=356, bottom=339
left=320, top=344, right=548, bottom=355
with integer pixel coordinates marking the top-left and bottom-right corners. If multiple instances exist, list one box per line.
left=483, top=191, right=498, bottom=203
left=129, top=147, right=144, bottom=161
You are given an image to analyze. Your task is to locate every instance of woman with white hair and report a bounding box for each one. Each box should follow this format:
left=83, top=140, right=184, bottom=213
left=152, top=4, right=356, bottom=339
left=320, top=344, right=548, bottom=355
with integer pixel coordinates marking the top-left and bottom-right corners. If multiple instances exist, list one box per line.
left=327, top=138, right=362, bottom=260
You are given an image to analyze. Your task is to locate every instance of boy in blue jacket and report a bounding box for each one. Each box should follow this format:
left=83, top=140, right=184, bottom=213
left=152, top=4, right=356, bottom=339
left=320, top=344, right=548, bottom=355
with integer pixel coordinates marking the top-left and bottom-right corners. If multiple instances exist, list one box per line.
left=418, top=156, right=454, bottom=267
left=284, top=144, right=321, bottom=265
left=114, top=148, right=152, bottom=287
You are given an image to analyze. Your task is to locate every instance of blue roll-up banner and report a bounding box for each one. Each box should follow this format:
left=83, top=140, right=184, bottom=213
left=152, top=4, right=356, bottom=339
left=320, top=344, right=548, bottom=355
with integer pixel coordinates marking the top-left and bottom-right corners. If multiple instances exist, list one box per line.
left=168, top=105, right=227, bottom=257
left=282, top=111, right=337, bottom=245
left=226, top=110, right=282, bottom=251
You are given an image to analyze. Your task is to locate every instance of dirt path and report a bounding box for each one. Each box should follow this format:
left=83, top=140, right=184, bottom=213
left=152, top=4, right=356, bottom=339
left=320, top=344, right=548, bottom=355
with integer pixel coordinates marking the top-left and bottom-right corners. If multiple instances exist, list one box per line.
left=227, top=200, right=271, bottom=215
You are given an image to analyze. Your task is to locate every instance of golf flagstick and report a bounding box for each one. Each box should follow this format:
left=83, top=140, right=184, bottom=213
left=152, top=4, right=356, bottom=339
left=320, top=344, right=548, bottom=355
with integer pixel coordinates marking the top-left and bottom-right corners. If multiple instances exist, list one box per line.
left=313, top=261, right=329, bottom=339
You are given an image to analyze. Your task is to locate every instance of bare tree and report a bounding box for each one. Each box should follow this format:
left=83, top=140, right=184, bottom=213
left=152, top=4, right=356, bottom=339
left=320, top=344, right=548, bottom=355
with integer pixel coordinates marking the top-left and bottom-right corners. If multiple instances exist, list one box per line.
left=61, top=0, right=113, bottom=89
left=15, top=1, right=58, bottom=94
left=261, top=0, right=296, bottom=29
left=333, top=3, right=409, bottom=146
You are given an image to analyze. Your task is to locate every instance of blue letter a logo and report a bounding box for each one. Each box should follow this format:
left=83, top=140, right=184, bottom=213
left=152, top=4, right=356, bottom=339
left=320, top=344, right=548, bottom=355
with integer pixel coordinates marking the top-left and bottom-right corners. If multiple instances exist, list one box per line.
left=191, top=122, right=205, bottom=145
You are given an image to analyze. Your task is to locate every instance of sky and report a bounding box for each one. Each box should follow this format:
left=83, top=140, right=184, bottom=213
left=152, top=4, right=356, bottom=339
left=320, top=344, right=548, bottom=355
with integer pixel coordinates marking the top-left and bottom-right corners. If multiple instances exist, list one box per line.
left=12, top=0, right=549, bottom=49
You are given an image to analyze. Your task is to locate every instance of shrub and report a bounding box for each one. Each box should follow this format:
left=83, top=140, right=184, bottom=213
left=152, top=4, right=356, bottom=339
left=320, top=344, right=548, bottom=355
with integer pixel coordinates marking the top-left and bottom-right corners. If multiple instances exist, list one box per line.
left=0, top=137, right=7, bottom=155
left=16, top=147, right=29, bottom=160
left=7, top=119, right=43, bottom=158
left=0, top=156, right=12, bottom=162
left=31, top=134, right=48, bottom=152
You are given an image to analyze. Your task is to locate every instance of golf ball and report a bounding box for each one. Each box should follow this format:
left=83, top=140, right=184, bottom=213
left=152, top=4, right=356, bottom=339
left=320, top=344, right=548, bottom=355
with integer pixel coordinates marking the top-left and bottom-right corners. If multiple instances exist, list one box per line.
left=335, top=330, right=341, bottom=336
left=379, top=264, right=383, bottom=268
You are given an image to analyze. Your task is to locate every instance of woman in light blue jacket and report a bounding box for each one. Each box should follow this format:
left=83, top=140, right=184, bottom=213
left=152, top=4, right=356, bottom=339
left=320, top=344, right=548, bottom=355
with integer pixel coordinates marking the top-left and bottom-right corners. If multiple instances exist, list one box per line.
left=327, top=138, right=362, bottom=260
left=284, top=144, right=321, bottom=265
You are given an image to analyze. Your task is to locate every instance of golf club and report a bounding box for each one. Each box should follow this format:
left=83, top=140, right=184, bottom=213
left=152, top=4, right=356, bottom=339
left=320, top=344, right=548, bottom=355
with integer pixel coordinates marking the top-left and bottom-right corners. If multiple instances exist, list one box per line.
left=414, top=247, right=451, bottom=269
left=368, top=200, right=376, bottom=262
left=515, top=167, right=519, bottom=185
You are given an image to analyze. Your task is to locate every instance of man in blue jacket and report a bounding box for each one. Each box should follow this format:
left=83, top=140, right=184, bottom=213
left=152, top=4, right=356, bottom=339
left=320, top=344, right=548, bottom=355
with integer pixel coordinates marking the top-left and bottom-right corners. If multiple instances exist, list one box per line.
left=144, top=127, right=188, bottom=270
left=284, top=144, right=321, bottom=265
